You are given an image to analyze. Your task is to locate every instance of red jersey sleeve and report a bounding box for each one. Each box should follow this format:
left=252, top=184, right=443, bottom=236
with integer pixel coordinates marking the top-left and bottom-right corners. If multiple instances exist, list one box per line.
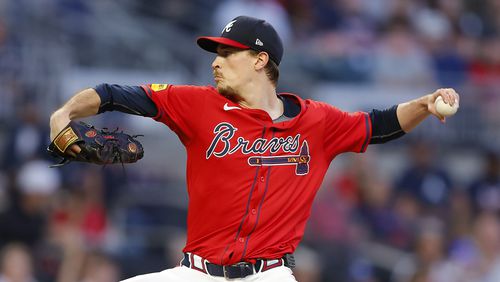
left=141, top=84, right=213, bottom=144
left=320, top=102, right=372, bottom=160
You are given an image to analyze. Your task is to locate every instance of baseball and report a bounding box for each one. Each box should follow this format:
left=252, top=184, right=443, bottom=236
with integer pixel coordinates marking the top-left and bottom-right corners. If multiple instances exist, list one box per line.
left=435, top=96, right=458, bottom=117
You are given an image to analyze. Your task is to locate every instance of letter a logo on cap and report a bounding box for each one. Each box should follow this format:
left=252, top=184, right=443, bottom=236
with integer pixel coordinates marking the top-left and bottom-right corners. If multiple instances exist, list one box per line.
left=255, top=38, right=264, bottom=46
left=223, top=20, right=237, bottom=33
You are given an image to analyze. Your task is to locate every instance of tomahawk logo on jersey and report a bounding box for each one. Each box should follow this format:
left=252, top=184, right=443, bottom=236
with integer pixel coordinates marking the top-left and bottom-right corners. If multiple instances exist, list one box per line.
left=205, top=122, right=310, bottom=175
left=141, top=83, right=371, bottom=265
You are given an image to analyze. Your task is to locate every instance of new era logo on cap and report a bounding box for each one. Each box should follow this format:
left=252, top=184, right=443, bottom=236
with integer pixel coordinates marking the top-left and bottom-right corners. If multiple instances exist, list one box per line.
left=197, top=16, right=284, bottom=65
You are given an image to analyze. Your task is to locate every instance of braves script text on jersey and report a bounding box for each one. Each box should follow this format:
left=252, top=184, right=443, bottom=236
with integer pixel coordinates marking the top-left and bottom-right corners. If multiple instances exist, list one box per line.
left=142, top=84, right=372, bottom=265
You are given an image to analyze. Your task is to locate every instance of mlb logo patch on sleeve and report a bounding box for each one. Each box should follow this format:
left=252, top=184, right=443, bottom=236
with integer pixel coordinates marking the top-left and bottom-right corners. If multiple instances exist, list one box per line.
left=150, top=84, right=169, bottom=91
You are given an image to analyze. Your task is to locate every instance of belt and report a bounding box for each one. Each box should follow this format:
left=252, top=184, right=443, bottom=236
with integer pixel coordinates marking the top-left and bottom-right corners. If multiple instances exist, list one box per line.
left=181, top=253, right=294, bottom=279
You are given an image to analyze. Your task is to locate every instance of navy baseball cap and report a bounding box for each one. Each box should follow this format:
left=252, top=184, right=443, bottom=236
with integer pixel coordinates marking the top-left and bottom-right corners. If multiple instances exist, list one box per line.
left=197, top=16, right=284, bottom=65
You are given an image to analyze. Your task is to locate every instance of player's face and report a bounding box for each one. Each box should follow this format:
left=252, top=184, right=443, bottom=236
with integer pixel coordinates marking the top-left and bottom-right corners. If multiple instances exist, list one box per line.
left=212, top=45, right=257, bottom=96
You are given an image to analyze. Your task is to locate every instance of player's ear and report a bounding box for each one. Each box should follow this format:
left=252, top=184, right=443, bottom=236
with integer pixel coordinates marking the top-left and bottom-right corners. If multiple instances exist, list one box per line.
left=254, top=51, right=269, bottom=71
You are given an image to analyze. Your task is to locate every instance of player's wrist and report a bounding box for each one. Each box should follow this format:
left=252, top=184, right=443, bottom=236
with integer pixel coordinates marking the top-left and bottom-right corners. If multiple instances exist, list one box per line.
left=423, top=94, right=435, bottom=114
left=50, top=109, right=71, bottom=141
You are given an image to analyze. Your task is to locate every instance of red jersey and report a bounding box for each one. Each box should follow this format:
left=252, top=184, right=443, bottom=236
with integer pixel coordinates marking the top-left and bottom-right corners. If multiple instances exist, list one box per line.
left=142, top=84, right=371, bottom=265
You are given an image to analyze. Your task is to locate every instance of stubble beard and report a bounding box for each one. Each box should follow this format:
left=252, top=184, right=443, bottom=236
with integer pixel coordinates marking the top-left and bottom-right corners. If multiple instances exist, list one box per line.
left=217, top=82, right=240, bottom=100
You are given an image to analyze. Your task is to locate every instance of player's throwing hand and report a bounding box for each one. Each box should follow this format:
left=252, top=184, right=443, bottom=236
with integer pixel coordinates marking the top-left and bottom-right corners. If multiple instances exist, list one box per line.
left=427, top=88, right=460, bottom=122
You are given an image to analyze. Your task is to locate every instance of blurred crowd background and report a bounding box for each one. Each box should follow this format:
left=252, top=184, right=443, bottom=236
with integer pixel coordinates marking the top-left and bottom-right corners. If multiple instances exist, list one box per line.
left=0, top=0, right=499, bottom=281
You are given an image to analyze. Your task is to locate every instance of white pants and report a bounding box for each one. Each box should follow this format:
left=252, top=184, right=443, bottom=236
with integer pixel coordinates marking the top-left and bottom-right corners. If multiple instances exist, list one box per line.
left=121, top=265, right=298, bottom=282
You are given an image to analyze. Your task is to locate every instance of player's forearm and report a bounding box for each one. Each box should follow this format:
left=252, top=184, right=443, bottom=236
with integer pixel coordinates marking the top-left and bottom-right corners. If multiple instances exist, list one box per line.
left=396, top=94, right=432, bottom=133
left=396, top=88, right=460, bottom=133
left=50, top=88, right=101, bottom=140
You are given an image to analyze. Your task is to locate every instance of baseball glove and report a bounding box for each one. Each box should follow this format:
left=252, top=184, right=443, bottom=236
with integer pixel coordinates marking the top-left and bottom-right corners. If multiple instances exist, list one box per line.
left=48, top=121, right=144, bottom=167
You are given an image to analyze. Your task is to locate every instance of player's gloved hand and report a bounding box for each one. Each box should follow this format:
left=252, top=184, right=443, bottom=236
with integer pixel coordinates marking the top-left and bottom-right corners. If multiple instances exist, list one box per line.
left=48, top=121, right=144, bottom=167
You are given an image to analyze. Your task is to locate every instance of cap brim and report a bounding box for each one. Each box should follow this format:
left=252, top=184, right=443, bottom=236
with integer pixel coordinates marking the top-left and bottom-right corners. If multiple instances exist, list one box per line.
left=197, top=36, right=250, bottom=53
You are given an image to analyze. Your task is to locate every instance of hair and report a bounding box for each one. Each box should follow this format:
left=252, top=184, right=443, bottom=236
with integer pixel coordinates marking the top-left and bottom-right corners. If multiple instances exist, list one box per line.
left=248, top=50, right=279, bottom=86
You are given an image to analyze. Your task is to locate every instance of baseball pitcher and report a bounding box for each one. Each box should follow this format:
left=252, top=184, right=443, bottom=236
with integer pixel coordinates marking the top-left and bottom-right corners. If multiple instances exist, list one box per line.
left=49, top=16, right=459, bottom=282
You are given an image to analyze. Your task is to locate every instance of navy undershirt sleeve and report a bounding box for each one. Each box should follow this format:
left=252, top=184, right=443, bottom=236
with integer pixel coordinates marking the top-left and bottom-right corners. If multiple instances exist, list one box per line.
left=94, top=83, right=158, bottom=117
left=369, top=105, right=405, bottom=144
